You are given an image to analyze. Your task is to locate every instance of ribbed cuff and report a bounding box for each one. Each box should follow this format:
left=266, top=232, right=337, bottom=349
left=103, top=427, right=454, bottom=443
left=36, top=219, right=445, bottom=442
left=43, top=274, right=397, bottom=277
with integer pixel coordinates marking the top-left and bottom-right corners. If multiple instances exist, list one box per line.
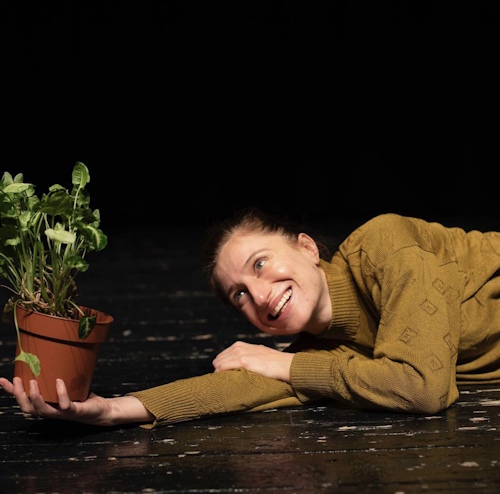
left=290, top=351, right=343, bottom=402
left=128, top=378, right=207, bottom=428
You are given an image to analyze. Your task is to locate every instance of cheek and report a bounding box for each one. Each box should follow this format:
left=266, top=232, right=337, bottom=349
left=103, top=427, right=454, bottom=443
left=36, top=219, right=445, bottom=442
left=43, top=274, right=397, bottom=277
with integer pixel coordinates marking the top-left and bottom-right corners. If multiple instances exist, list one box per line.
left=240, top=305, right=258, bottom=324
left=300, top=269, right=324, bottom=304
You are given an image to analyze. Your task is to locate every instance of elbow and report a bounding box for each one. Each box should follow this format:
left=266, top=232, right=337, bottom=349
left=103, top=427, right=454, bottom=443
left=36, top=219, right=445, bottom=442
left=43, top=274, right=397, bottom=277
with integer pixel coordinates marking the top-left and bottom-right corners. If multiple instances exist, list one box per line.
left=399, top=382, right=450, bottom=415
left=405, top=399, right=446, bottom=415
left=386, top=361, right=455, bottom=414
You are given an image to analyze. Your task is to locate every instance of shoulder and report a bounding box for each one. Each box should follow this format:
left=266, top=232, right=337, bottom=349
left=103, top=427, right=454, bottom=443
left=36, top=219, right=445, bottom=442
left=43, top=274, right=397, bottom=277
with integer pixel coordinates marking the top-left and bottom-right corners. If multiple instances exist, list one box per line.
left=355, top=213, right=424, bottom=244
left=361, top=213, right=416, bottom=231
left=340, top=214, right=434, bottom=259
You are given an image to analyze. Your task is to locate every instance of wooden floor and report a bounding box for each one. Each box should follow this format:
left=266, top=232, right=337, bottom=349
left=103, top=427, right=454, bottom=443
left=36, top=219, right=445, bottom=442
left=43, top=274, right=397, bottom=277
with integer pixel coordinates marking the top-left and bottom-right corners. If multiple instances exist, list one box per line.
left=1, top=221, right=500, bottom=494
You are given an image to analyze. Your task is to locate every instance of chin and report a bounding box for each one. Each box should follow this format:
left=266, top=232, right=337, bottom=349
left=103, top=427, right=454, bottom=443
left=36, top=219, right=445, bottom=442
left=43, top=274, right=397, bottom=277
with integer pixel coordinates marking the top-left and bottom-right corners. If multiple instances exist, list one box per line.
left=271, top=327, right=301, bottom=336
left=262, top=327, right=286, bottom=336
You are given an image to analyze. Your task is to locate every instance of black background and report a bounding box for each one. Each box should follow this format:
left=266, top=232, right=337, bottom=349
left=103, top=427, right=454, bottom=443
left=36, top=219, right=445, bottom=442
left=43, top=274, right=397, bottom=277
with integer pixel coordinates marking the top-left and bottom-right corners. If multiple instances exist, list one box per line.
left=2, top=1, right=499, bottom=230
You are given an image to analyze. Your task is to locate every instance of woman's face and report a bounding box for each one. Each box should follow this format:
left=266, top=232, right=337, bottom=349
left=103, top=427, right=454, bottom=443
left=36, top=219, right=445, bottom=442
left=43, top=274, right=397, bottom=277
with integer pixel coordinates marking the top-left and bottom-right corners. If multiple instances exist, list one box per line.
left=213, top=231, right=332, bottom=336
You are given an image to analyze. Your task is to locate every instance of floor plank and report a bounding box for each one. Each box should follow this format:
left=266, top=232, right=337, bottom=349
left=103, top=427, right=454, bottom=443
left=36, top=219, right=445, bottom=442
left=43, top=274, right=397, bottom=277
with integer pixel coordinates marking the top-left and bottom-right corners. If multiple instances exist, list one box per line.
left=1, top=225, right=500, bottom=493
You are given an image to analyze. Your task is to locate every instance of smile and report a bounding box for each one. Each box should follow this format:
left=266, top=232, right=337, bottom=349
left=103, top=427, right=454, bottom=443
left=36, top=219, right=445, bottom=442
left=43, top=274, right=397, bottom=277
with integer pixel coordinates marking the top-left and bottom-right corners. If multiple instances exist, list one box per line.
left=270, top=288, right=292, bottom=318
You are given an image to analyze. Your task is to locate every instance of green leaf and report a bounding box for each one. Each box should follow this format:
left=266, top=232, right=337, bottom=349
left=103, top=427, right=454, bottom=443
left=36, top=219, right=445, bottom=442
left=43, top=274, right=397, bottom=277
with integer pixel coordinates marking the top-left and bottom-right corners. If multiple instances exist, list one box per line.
left=3, top=183, right=33, bottom=194
left=0, top=171, right=15, bottom=186
left=39, top=189, right=73, bottom=217
left=14, top=350, right=41, bottom=377
left=78, top=315, right=96, bottom=339
left=18, top=210, right=33, bottom=230
left=45, top=228, right=76, bottom=244
left=84, top=224, right=108, bottom=251
left=64, top=254, right=89, bottom=272
left=4, top=236, right=21, bottom=247
left=72, top=162, right=90, bottom=188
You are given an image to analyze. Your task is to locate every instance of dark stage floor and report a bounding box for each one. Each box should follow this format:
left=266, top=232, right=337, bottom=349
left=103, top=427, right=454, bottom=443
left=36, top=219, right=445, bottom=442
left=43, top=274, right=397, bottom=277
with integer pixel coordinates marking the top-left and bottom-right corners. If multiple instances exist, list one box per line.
left=1, top=220, right=500, bottom=493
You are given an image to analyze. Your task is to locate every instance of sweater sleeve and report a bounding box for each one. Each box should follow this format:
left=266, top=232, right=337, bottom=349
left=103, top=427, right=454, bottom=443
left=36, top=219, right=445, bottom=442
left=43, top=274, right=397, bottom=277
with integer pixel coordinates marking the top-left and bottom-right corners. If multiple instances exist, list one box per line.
left=291, top=228, right=462, bottom=414
left=127, top=367, right=312, bottom=428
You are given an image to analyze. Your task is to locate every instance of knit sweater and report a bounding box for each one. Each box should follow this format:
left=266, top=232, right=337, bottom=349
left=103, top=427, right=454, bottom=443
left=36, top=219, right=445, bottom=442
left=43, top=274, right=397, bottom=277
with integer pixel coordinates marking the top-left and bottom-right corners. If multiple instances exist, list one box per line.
left=129, top=213, right=500, bottom=428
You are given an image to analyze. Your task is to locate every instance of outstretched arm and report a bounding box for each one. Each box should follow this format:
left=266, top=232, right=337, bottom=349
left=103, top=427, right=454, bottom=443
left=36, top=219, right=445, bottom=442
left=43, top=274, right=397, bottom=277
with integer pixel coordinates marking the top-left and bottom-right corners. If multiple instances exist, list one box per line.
left=0, top=377, right=155, bottom=426
left=1, top=340, right=313, bottom=429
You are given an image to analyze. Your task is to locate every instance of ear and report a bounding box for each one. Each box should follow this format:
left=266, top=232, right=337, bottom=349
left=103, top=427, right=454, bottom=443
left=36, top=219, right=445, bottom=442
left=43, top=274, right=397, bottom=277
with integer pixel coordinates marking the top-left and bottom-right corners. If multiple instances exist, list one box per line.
left=297, top=233, right=320, bottom=265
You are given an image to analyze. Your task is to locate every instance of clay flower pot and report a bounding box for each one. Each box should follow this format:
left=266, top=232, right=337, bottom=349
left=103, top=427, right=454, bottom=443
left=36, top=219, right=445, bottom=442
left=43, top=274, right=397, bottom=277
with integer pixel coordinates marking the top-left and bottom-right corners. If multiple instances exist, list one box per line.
left=14, top=305, right=113, bottom=404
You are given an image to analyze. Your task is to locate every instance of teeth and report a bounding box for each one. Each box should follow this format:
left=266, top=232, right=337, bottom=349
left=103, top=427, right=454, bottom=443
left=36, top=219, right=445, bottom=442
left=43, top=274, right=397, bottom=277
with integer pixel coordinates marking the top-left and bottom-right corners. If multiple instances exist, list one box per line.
left=271, top=289, right=292, bottom=317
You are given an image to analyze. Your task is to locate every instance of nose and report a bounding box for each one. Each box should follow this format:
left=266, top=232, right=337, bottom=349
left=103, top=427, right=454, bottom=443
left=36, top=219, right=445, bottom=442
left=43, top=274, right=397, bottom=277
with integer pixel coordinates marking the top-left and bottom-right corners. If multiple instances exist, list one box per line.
left=247, top=279, right=271, bottom=308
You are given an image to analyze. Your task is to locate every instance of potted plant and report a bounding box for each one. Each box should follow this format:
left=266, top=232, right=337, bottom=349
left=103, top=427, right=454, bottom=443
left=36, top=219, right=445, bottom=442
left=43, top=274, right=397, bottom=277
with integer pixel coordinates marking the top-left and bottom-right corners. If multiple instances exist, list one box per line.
left=0, top=161, right=113, bottom=403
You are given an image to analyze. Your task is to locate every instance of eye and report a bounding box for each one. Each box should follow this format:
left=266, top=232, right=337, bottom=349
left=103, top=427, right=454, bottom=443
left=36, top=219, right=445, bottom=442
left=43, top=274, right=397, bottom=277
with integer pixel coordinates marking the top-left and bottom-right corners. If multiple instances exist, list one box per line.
left=255, top=259, right=266, bottom=270
left=234, top=289, right=246, bottom=302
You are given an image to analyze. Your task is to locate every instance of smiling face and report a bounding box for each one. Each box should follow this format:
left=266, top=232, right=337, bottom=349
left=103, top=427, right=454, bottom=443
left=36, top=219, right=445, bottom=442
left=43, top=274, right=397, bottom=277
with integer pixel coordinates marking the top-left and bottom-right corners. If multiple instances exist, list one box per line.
left=213, top=230, right=332, bottom=336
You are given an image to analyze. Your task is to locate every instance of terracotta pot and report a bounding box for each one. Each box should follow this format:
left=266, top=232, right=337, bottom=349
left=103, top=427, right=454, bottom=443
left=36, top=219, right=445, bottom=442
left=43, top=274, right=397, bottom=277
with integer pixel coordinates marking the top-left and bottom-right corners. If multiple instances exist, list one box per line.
left=14, top=305, right=113, bottom=404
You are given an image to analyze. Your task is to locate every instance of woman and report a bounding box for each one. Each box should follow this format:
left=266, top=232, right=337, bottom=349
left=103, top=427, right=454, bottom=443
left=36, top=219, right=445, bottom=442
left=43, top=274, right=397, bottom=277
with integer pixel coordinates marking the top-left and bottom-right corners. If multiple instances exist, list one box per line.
left=1, top=208, right=500, bottom=428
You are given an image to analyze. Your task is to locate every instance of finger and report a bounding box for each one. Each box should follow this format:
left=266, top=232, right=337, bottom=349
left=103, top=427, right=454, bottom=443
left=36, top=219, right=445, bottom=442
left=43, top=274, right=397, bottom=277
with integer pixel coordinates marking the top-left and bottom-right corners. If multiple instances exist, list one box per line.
left=27, top=379, right=47, bottom=409
left=213, top=343, right=242, bottom=363
left=0, top=377, right=14, bottom=394
left=11, top=377, right=37, bottom=414
left=212, top=353, right=230, bottom=370
left=213, top=355, right=241, bottom=372
left=213, top=348, right=230, bottom=361
left=214, top=341, right=245, bottom=358
left=27, top=380, right=63, bottom=416
left=55, top=379, right=73, bottom=410
left=13, top=376, right=29, bottom=398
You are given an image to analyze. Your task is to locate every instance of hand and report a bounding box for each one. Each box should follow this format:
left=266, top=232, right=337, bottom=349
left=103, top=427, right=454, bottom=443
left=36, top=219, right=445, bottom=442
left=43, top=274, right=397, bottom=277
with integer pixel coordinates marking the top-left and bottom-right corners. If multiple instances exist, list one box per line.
left=212, top=341, right=294, bottom=383
left=0, top=377, right=154, bottom=427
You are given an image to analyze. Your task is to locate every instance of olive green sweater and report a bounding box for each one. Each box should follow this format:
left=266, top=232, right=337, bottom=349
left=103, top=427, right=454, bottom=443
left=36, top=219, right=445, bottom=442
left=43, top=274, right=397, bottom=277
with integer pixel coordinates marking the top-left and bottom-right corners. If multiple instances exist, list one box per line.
left=129, top=214, right=500, bottom=428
